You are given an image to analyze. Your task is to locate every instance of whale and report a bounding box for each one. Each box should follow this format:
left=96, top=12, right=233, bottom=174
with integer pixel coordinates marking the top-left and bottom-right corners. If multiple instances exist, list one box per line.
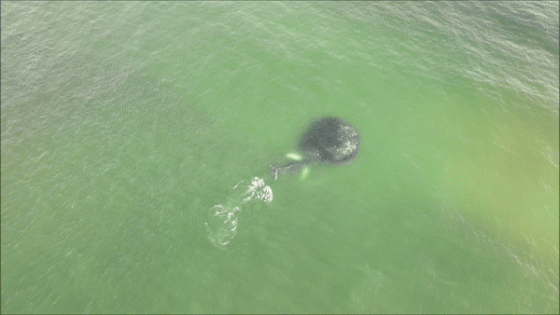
left=269, top=117, right=360, bottom=179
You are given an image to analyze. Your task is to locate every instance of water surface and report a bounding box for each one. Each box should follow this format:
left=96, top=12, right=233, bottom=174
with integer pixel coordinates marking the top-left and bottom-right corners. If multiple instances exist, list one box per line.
left=1, top=2, right=558, bottom=313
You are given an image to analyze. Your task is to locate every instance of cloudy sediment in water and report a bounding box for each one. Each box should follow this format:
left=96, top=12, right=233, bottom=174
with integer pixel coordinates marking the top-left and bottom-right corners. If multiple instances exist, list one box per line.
left=1, top=2, right=558, bottom=313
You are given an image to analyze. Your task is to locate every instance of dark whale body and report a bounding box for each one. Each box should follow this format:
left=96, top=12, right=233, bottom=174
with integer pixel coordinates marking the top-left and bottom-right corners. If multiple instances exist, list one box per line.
left=269, top=117, right=360, bottom=179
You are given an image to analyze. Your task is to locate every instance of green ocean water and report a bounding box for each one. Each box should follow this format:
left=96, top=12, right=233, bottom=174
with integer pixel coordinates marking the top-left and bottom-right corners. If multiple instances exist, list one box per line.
left=1, top=1, right=558, bottom=313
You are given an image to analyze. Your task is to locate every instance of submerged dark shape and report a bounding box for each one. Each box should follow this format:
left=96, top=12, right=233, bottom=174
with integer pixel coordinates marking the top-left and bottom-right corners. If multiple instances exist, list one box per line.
left=300, top=117, right=361, bottom=165
left=269, top=117, right=360, bottom=179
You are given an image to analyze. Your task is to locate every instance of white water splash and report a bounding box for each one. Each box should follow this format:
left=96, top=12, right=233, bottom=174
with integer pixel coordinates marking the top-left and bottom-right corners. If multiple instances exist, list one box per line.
left=205, top=177, right=272, bottom=248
